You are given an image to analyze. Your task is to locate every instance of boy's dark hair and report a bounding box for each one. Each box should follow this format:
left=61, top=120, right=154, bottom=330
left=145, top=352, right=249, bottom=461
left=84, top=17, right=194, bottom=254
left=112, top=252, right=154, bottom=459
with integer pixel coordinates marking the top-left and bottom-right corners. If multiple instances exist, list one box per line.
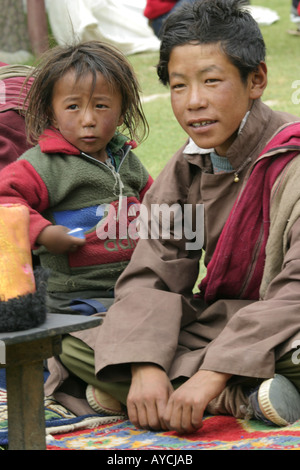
left=157, top=0, right=266, bottom=85
left=25, top=41, right=148, bottom=144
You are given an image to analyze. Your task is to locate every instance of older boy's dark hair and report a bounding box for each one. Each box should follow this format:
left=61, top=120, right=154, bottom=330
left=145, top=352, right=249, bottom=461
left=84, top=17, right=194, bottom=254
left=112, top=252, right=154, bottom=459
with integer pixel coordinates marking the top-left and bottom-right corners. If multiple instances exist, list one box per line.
left=25, top=41, right=148, bottom=144
left=157, top=0, right=266, bottom=85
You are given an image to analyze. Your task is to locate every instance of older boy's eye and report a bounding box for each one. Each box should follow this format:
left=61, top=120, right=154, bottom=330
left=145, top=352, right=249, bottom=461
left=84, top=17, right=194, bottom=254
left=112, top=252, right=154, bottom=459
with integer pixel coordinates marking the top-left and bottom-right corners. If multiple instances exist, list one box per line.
left=171, top=83, right=185, bottom=90
left=205, top=78, right=219, bottom=84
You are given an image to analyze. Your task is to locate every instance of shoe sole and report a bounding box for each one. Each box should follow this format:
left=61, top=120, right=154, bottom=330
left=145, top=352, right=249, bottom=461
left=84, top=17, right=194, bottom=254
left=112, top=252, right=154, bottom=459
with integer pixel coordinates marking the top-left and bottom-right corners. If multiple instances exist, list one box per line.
left=258, top=379, right=288, bottom=426
left=86, top=385, right=126, bottom=416
left=258, top=375, right=300, bottom=426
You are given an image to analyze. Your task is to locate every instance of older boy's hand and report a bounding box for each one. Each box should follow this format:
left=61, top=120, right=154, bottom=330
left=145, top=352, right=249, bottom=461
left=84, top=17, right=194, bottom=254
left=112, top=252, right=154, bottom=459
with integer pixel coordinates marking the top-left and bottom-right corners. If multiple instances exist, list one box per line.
left=37, top=225, right=86, bottom=254
left=127, top=364, right=173, bottom=431
left=163, top=370, right=231, bottom=434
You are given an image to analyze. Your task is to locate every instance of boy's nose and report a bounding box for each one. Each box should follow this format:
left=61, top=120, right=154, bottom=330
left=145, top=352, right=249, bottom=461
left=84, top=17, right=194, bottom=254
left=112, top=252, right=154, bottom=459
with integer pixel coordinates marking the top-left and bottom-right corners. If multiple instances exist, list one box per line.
left=82, top=109, right=96, bottom=127
left=188, top=86, right=208, bottom=110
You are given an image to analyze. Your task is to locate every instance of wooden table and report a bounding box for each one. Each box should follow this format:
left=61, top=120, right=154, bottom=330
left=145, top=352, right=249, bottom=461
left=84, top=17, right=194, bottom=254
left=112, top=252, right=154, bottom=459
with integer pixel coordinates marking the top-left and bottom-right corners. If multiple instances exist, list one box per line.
left=0, top=314, right=102, bottom=450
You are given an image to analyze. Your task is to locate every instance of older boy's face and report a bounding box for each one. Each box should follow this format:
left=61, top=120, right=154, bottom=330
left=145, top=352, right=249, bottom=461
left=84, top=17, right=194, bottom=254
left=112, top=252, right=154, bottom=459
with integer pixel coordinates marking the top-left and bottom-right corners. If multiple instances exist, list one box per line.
left=168, top=43, right=261, bottom=156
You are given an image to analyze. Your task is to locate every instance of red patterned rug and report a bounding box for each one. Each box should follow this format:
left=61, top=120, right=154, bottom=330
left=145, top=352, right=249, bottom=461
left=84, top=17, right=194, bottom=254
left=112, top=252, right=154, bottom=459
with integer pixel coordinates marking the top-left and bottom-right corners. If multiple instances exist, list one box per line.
left=1, top=366, right=299, bottom=451
left=46, top=415, right=300, bottom=450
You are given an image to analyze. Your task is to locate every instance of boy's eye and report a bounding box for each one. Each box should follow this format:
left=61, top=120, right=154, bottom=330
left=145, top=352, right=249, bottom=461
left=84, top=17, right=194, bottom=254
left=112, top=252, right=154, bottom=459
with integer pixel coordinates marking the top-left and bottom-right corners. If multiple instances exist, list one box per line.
left=171, top=83, right=185, bottom=90
left=96, top=104, right=108, bottom=109
left=205, top=78, right=220, bottom=84
left=68, top=104, right=78, bottom=110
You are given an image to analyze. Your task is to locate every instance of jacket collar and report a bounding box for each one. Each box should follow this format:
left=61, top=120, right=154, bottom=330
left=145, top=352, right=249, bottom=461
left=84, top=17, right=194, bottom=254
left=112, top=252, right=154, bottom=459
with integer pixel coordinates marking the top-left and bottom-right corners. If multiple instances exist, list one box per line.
left=39, top=128, right=80, bottom=155
left=184, top=99, right=300, bottom=171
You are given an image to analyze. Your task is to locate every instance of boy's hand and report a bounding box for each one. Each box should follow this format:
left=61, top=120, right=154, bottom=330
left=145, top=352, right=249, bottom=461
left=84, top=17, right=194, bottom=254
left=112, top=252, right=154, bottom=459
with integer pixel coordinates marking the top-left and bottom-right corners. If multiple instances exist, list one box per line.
left=37, top=225, right=86, bottom=254
left=127, top=364, right=173, bottom=431
left=163, top=370, right=231, bottom=434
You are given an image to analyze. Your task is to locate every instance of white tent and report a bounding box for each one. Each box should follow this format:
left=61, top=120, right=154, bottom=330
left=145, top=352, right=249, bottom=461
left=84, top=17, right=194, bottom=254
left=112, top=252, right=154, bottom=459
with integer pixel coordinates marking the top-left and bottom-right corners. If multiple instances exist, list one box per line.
left=46, top=0, right=160, bottom=55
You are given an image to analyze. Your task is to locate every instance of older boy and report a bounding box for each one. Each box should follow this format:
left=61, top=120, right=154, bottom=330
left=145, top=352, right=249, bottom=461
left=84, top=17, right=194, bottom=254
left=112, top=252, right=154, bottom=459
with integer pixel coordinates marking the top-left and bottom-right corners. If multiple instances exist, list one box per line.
left=46, top=0, right=300, bottom=433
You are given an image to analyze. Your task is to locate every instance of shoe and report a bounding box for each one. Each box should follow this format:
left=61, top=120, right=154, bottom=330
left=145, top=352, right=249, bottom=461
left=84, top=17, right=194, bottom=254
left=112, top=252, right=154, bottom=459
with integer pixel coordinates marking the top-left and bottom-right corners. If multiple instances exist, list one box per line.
left=248, top=374, right=300, bottom=426
left=287, top=28, right=300, bottom=36
left=86, top=385, right=127, bottom=416
left=290, top=10, right=300, bottom=24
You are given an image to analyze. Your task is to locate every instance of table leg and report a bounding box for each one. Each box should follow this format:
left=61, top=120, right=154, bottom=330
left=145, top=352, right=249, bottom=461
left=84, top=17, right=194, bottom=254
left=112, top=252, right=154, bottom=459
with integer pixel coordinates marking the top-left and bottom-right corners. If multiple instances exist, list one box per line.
left=4, top=336, right=62, bottom=450
left=6, top=360, right=46, bottom=450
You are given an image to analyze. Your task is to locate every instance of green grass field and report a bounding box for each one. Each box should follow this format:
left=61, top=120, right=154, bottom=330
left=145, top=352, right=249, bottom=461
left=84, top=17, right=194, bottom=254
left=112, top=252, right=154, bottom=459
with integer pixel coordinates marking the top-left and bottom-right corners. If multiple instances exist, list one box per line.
left=128, top=0, right=300, bottom=178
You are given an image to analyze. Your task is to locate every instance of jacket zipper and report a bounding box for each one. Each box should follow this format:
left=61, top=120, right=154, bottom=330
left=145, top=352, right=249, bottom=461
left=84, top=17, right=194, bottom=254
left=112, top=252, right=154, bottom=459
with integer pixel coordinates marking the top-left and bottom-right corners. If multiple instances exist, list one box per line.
left=80, top=146, right=131, bottom=220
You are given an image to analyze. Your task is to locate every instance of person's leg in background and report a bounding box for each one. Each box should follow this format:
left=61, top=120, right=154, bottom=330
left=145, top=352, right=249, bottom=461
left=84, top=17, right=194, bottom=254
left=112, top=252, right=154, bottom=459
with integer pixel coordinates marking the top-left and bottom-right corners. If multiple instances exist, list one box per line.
left=288, top=0, right=300, bottom=35
left=152, top=0, right=198, bottom=38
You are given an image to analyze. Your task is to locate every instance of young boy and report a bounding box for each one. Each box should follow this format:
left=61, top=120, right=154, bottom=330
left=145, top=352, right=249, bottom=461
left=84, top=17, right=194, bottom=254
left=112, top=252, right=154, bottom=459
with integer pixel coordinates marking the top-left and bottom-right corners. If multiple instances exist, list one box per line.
left=45, top=0, right=300, bottom=432
left=0, top=42, right=152, bottom=315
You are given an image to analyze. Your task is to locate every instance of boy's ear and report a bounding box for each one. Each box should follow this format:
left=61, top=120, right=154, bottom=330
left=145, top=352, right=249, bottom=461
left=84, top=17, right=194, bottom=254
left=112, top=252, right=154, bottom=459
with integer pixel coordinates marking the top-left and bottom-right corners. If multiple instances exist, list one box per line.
left=249, top=61, right=268, bottom=100
left=117, top=115, right=124, bottom=127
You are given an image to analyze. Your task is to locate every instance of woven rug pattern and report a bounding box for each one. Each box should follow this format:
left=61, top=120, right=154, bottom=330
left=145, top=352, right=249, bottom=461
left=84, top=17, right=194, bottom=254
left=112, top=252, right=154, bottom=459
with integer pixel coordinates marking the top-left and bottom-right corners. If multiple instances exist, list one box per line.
left=1, top=363, right=300, bottom=450
left=46, top=415, right=300, bottom=450
left=0, top=386, right=124, bottom=447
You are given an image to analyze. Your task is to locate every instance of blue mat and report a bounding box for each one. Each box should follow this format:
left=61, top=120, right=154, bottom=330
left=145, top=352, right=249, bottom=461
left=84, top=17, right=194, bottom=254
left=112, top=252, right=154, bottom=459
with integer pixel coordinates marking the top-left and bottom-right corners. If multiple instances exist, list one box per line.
left=0, top=368, right=49, bottom=387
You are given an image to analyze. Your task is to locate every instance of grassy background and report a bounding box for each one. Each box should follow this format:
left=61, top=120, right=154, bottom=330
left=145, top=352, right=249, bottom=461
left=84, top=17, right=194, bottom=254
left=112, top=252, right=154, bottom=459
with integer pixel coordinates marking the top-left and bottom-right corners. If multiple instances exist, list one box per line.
left=128, top=0, right=300, bottom=178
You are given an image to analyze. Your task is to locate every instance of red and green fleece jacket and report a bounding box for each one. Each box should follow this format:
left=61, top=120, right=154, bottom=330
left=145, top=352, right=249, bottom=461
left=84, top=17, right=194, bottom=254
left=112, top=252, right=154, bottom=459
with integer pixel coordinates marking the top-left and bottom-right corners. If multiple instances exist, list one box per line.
left=0, top=129, right=153, bottom=294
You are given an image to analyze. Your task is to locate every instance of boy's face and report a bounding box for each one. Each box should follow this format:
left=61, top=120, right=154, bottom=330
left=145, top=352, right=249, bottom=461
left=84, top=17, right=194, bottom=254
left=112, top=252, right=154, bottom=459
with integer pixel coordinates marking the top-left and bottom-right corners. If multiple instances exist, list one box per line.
left=168, top=43, right=265, bottom=156
left=51, top=69, right=124, bottom=162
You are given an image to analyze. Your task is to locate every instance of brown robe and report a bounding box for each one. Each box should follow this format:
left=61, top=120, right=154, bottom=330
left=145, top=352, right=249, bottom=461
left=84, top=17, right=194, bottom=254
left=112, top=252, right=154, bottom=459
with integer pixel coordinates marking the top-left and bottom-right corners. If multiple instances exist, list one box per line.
left=45, top=99, right=300, bottom=405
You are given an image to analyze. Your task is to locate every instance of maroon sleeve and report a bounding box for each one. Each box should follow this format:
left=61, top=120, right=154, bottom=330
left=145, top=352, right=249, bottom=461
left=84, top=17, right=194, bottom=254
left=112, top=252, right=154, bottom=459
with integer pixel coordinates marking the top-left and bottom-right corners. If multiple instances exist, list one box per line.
left=0, top=110, right=32, bottom=170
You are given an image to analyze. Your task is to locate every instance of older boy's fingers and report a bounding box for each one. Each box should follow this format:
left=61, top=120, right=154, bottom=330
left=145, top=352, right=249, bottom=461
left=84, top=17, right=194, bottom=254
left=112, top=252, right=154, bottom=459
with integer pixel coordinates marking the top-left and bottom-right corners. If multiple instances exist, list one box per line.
left=136, top=399, right=167, bottom=431
left=128, top=400, right=168, bottom=431
left=151, top=400, right=169, bottom=431
left=145, top=405, right=163, bottom=431
left=127, top=398, right=156, bottom=430
left=164, top=397, right=201, bottom=434
left=180, top=406, right=195, bottom=434
left=136, top=405, right=151, bottom=429
left=168, top=404, right=186, bottom=433
left=190, top=403, right=204, bottom=431
left=163, top=395, right=174, bottom=426
left=163, top=397, right=181, bottom=431
left=157, top=409, right=169, bottom=431
left=127, top=401, right=144, bottom=429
